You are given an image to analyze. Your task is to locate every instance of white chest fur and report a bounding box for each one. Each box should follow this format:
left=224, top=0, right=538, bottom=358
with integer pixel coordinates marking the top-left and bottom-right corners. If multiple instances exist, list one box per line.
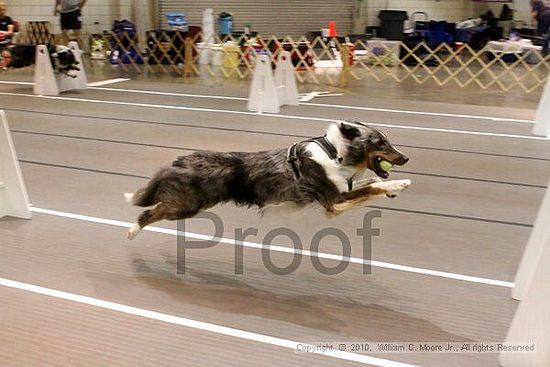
left=305, top=142, right=358, bottom=193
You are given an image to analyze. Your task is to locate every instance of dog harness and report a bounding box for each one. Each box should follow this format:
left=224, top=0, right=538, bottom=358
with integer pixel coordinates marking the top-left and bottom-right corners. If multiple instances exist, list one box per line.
left=288, top=135, right=355, bottom=184
left=287, top=136, right=363, bottom=192
left=287, top=135, right=339, bottom=180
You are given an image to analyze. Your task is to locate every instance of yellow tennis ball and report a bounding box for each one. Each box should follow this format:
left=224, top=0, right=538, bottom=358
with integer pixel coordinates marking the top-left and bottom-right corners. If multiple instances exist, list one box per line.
left=379, top=159, right=393, bottom=172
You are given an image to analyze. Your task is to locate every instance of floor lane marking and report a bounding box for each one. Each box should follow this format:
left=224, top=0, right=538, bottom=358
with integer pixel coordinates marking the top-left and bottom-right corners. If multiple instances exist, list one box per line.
left=0, top=277, right=420, bottom=367
left=299, top=102, right=534, bottom=123
left=12, top=129, right=548, bottom=190
left=87, top=78, right=130, bottom=87
left=0, top=80, right=534, bottom=123
left=28, top=206, right=515, bottom=288
left=0, top=90, right=545, bottom=141
left=3, top=106, right=550, bottom=161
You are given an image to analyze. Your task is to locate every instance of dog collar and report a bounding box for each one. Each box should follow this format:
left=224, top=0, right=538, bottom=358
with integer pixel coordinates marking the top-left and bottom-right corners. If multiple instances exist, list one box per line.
left=287, top=135, right=341, bottom=180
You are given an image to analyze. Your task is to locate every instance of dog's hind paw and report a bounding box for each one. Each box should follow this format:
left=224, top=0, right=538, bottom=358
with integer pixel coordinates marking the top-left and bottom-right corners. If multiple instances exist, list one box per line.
left=124, top=192, right=134, bottom=204
left=127, top=223, right=141, bottom=240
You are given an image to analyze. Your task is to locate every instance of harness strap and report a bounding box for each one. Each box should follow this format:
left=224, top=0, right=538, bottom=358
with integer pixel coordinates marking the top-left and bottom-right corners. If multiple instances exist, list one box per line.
left=312, top=136, right=338, bottom=161
left=287, top=135, right=340, bottom=181
left=287, top=143, right=301, bottom=179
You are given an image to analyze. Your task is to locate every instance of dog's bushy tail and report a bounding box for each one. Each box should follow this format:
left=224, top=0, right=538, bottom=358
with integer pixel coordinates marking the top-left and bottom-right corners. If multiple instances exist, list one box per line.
left=124, top=177, right=160, bottom=207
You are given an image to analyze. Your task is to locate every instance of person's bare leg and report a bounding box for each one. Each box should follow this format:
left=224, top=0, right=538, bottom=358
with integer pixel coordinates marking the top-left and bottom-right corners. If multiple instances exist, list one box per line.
left=62, top=29, right=69, bottom=45
left=73, top=29, right=82, bottom=48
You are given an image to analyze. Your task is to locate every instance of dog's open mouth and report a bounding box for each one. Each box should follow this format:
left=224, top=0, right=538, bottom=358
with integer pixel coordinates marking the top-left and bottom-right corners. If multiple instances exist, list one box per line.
left=373, top=157, right=390, bottom=179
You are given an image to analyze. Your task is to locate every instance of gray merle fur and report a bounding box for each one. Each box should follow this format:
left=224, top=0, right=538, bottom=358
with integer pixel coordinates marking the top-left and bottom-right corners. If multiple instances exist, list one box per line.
left=127, top=121, right=409, bottom=233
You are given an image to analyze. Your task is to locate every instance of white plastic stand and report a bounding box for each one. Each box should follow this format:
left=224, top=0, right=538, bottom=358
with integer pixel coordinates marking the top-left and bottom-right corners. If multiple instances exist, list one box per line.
left=500, top=179, right=550, bottom=367
left=133, top=0, right=148, bottom=53
left=512, top=176, right=550, bottom=301
left=33, top=45, right=59, bottom=96
left=0, top=110, right=31, bottom=219
left=274, top=51, right=299, bottom=106
left=33, top=42, right=87, bottom=96
left=202, top=8, right=214, bottom=44
left=533, top=75, right=550, bottom=137
left=199, top=8, right=214, bottom=65
left=247, top=52, right=300, bottom=114
left=247, top=54, right=280, bottom=113
left=58, top=41, right=87, bottom=91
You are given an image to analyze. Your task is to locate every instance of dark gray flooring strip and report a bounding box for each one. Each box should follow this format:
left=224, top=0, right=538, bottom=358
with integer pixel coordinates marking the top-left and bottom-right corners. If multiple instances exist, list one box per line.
left=3, top=107, right=550, bottom=162
left=20, top=159, right=534, bottom=228
left=368, top=205, right=533, bottom=228
left=397, top=144, right=550, bottom=162
left=394, top=169, right=546, bottom=189
left=13, top=130, right=191, bottom=152
left=1, top=107, right=300, bottom=138
left=19, top=160, right=149, bottom=179
left=13, top=129, right=547, bottom=189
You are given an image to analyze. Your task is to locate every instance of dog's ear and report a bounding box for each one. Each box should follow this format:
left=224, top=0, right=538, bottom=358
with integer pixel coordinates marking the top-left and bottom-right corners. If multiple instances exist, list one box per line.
left=339, top=122, right=361, bottom=140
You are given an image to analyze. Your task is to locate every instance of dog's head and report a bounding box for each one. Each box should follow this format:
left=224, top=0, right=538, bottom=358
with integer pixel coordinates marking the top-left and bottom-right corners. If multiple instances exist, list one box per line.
left=328, top=120, right=409, bottom=179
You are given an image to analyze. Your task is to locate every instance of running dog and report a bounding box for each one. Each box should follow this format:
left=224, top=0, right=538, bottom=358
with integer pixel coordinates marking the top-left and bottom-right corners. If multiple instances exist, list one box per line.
left=125, top=120, right=411, bottom=239
left=1, top=44, right=79, bottom=76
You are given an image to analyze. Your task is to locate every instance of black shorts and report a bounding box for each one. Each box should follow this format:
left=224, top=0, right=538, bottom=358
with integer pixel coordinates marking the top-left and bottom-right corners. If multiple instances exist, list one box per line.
left=60, top=9, right=81, bottom=30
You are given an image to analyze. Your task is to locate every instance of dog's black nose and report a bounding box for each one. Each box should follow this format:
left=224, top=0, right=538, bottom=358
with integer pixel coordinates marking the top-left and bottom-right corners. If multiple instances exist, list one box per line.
left=397, top=156, right=409, bottom=165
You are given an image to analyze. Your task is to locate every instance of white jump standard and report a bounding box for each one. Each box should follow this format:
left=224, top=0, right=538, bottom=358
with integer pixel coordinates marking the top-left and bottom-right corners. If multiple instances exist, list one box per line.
left=33, top=41, right=87, bottom=96
left=0, top=110, right=31, bottom=219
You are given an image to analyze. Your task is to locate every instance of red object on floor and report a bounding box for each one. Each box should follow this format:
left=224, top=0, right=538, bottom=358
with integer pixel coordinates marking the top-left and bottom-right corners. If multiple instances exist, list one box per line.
left=345, top=42, right=355, bottom=66
left=328, top=21, right=337, bottom=37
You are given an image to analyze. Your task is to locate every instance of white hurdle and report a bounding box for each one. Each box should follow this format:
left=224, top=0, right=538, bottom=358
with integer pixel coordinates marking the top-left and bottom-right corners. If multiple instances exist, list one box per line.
left=0, top=110, right=31, bottom=219
left=499, top=178, right=550, bottom=366
left=247, top=54, right=280, bottom=113
left=533, top=75, right=550, bottom=137
left=33, top=41, right=87, bottom=96
left=247, top=51, right=299, bottom=114
left=274, top=51, right=299, bottom=107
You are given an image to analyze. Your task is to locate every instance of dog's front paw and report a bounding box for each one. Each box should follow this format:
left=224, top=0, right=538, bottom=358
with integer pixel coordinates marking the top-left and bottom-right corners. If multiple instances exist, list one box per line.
left=372, top=179, right=411, bottom=198
left=325, top=208, right=343, bottom=218
left=386, top=179, right=411, bottom=197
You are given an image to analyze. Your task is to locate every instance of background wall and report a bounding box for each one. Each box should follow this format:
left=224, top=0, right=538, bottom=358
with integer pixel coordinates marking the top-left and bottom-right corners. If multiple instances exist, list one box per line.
left=511, top=0, right=533, bottom=25
left=363, top=0, right=480, bottom=29
left=359, top=0, right=529, bottom=31
left=2, top=0, right=536, bottom=36
left=4, top=0, right=133, bottom=34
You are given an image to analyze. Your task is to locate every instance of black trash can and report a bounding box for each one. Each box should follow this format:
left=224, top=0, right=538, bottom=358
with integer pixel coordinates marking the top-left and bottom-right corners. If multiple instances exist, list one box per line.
left=378, top=10, right=408, bottom=40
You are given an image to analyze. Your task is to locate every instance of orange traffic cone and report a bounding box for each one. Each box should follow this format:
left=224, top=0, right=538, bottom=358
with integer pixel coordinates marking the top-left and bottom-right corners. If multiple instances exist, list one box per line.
left=328, top=21, right=337, bottom=37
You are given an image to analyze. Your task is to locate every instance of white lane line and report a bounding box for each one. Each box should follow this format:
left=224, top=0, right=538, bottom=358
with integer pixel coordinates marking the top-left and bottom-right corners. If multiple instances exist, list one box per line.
left=0, top=81, right=248, bottom=100
left=0, top=79, right=130, bottom=87
left=300, top=102, right=534, bottom=124
left=0, top=80, right=534, bottom=123
left=92, top=86, right=248, bottom=101
left=0, top=277, right=420, bottom=367
left=87, top=78, right=130, bottom=87
left=298, top=91, right=344, bottom=102
left=0, top=91, right=546, bottom=141
left=0, top=81, right=33, bottom=86
left=99, top=87, right=533, bottom=123
left=29, top=207, right=515, bottom=288
left=75, top=86, right=537, bottom=124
